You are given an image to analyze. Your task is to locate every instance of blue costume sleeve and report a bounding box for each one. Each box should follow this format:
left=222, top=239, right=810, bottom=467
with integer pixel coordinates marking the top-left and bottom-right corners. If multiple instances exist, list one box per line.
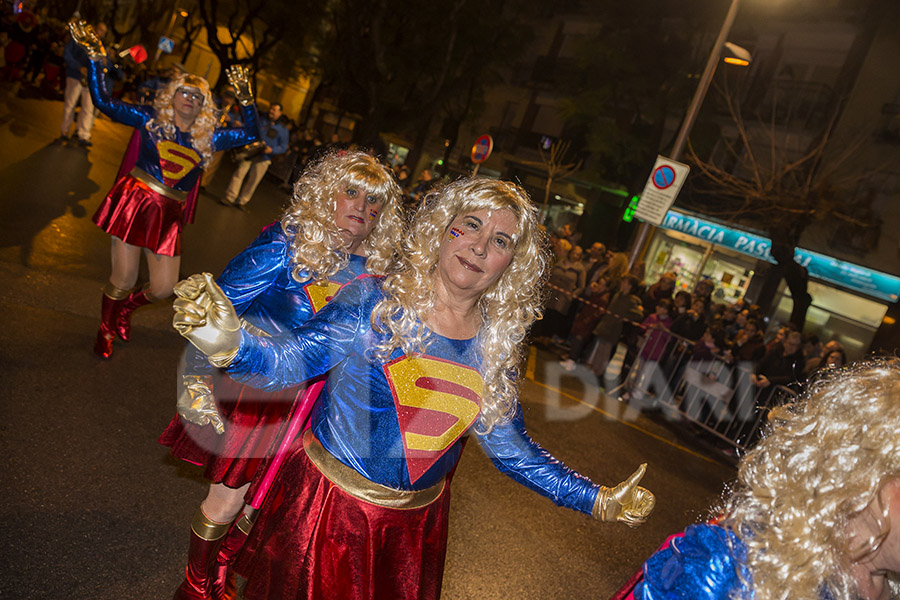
left=224, top=278, right=371, bottom=390
left=183, top=225, right=291, bottom=376
left=634, top=524, right=749, bottom=600
left=217, top=225, right=290, bottom=317
left=213, top=104, right=260, bottom=151
left=477, top=405, right=600, bottom=515
left=87, top=59, right=152, bottom=129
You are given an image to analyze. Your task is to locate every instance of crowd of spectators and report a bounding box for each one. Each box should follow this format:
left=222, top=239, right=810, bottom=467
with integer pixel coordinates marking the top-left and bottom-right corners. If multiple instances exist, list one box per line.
left=540, top=226, right=847, bottom=412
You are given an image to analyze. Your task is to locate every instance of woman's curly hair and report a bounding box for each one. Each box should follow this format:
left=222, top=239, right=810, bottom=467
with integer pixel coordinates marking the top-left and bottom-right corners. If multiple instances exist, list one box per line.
left=145, top=74, right=217, bottom=167
left=280, top=150, right=403, bottom=282
left=371, top=177, right=549, bottom=433
left=721, top=358, right=900, bottom=599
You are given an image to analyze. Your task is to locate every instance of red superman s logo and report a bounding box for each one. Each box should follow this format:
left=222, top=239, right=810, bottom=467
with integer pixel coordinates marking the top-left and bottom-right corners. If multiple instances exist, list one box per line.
left=384, top=355, right=483, bottom=484
left=157, top=140, right=201, bottom=187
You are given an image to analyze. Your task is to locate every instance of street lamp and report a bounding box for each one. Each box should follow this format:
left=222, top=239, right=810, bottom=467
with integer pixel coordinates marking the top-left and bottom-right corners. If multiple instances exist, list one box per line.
left=628, top=0, right=749, bottom=268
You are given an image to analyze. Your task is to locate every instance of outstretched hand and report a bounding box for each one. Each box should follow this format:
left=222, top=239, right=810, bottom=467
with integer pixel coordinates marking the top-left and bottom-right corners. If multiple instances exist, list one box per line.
left=67, top=19, right=105, bottom=59
left=595, top=463, right=656, bottom=528
left=225, top=64, right=254, bottom=106
left=176, top=375, right=225, bottom=434
left=172, top=273, right=242, bottom=366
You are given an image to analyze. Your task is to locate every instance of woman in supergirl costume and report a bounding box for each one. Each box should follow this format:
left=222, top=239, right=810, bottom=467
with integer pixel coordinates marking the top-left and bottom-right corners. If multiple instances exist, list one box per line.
left=173, top=177, right=657, bottom=600
left=160, top=150, right=404, bottom=600
left=67, top=21, right=259, bottom=359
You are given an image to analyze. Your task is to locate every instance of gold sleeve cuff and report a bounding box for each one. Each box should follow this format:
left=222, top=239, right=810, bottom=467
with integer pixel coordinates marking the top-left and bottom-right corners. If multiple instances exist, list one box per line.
left=208, top=345, right=239, bottom=368
left=593, top=487, right=613, bottom=521
left=240, top=318, right=272, bottom=337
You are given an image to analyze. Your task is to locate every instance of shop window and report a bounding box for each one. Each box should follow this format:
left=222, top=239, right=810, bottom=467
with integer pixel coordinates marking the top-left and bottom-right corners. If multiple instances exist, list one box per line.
left=772, top=280, right=886, bottom=360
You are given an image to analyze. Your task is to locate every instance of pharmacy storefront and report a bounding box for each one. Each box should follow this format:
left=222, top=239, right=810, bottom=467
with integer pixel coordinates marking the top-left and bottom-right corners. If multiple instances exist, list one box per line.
left=643, top=210, right=900, bottom=359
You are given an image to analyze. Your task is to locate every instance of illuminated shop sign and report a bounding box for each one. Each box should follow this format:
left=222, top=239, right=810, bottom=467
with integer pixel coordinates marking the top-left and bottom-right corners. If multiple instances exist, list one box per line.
left=659, top=210, right=900, bottom=302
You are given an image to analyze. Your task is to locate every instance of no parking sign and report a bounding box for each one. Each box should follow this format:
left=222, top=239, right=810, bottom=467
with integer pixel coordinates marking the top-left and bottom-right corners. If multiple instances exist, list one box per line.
left=470, top=135, right=493, bottom=164
left=634, top=155, right=690, bottom=225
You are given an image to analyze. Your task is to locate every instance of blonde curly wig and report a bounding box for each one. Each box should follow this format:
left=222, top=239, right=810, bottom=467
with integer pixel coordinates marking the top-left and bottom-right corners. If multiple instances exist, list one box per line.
left=146, top=74, right=217, bottom=167
left=280, top=150, right=404, bottom=283
left=371, top=177, right=549, bottom=433
left=721, top=358, right=900, bottom=600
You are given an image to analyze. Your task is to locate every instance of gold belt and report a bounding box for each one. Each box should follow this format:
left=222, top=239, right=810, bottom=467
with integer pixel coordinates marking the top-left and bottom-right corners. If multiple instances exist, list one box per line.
left=303, top=429, right=445, bottom=510
left=128, top=167, right=188, bottom=202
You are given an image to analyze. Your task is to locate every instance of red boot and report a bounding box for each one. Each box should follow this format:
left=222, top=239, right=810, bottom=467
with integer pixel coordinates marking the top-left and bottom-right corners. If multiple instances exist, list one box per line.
left=116, top=284, right=156, bottom=342
left=93, top=285, right=129, bottom=359
left=210, top=512, right=255, bottom=600
left=173, top=509, right=233, bottom=600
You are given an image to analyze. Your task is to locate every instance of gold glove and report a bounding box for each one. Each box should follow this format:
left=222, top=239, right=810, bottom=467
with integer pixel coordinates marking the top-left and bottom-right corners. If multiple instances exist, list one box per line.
left=173, top=273, right=242, bottom=367
left=177, top=375, right=225, bottom=434
left=225, top=65, right=254, bottom=106
left=67, top=19, right=105, bottom=60
left=593, top=463, right=656, bottom=528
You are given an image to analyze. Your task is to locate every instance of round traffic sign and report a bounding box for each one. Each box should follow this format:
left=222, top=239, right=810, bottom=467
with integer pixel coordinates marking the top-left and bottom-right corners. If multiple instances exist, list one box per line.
left=652, top=165, right=676, bottom=189
left=471, top=135, right=494, bottom=164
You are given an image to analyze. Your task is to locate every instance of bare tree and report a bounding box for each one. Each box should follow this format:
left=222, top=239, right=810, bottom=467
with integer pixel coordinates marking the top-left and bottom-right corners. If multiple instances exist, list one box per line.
left=179, top=11, right=204, bottom=64
left=195, top=0, right=325, bottom=90
left=682, top=81, right=879, bottom=328
left=93, top=0, right=172, bottom=49
left=518, top=140, right=583, bottom=219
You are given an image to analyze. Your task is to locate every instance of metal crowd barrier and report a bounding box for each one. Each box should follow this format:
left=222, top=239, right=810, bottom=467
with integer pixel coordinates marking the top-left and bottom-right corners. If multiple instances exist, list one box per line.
left=610, top=329, right=798, bottom=451
left=539, top=280, right=799, bottom=452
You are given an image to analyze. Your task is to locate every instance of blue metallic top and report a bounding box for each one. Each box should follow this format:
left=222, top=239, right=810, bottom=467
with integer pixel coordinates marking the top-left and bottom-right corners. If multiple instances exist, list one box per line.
left=86, top=60, right=259, bottom=192
left=634, top=523, right=750, bottom=599
left=185, top=223, right=368, bottom=374
left=225, top=276, right=601, bottom=515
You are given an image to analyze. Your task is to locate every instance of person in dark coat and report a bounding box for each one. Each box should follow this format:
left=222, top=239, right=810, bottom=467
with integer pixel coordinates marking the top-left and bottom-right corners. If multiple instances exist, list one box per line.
left=589, top=275, right=643, bottom=378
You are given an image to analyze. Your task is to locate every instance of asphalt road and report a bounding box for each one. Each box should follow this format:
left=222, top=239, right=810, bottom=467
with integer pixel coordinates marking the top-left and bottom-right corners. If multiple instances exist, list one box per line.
left=0, top=82, right=735, bottom=600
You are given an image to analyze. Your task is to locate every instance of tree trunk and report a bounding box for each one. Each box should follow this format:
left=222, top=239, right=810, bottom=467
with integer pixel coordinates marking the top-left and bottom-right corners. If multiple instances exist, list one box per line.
left=352, top=94, right=388, bottom=147
left=771, top=242, right=811, bottom=330
left=403, top=112, right=435, bottom=178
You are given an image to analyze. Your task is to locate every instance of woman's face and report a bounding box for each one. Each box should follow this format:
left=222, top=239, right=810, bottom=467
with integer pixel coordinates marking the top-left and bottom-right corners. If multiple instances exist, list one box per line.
left=334, top=184, right=383, bottom=254
left=847, top=477, right=900, bottom=599
left=437, top=208, right=517, bottom=299
left=172, top=85, right=205, bottom=124
left=825, top=350, right=844, bottom=368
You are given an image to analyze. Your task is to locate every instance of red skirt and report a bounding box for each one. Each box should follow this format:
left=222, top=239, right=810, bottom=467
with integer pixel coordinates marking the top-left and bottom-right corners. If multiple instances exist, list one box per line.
left=158, top=376, right=309, bottom=488
left=92, top=174, right=185, bottom=256
left=236, top=441, right=451, bottom=600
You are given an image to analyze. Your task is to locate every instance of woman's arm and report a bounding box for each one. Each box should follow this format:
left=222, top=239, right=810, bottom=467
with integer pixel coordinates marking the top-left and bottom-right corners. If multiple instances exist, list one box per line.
left=477, top=405, right=599, bottom=515
left=181, top=224, right=291, bottom=378
left=477, top=404, right=654, bottom=524
left=217, top=224, right=290, bottom=317
left=213, top=103, right=260, bottom=151
left=86, top=59, right=151, bottom=129
left=222, top=280, right=365, bottom=391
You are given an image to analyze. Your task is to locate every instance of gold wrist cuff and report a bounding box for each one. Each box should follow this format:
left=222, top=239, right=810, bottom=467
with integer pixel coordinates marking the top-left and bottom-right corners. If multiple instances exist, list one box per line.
left=593, top=487, right=613, bottom=521
left=241, top=318, right=271, bottom=338
left=208, top=345, right=239, bottom=368
left=191, top=508, right=232, bottom=541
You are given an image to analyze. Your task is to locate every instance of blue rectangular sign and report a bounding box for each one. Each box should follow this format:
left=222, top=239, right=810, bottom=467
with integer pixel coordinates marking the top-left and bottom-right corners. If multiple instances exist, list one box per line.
left=658, top=210, right=900, bottom=302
